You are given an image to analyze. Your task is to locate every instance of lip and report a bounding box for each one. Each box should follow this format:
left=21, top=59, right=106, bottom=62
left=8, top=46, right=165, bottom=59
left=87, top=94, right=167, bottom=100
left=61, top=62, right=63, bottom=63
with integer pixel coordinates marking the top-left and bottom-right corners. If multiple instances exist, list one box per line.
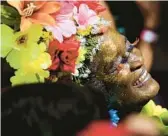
left=132, top=67, right=151, bottom=88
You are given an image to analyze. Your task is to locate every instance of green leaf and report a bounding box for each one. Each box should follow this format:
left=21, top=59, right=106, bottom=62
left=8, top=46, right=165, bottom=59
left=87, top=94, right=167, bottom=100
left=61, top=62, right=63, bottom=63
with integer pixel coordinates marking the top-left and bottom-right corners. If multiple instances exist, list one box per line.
left=1, top=5, right=20, bottom=27
left=1, top=5, right=20, bottom=19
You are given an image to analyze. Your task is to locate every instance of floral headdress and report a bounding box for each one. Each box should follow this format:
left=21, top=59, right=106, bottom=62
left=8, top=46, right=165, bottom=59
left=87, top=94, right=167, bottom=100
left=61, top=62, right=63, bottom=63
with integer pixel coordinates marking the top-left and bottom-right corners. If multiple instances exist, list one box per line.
left=1, top=0, right=109, bottom=86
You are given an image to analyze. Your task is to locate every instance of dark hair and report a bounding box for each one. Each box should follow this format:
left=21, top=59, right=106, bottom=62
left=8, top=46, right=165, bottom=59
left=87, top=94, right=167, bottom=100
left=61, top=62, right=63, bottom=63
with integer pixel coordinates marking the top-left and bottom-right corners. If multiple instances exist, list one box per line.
left=2, top=83, right=109, bottom=136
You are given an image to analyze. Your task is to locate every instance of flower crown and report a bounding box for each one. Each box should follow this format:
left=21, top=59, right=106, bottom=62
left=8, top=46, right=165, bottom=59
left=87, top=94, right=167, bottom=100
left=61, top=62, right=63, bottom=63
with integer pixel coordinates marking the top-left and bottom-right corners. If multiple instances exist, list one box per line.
left=1, top=1, right=110, bottom=86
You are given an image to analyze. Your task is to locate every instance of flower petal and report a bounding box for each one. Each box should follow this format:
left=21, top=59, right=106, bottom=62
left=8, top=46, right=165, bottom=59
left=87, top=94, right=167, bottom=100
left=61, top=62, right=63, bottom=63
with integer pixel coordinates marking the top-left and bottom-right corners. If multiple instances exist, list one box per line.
left=27, top=24, right=43, bottom=45
left=20, top=17, right=32, bottom=31
left=59, top=2, right=74, bottom=15
left=30, top=12, right=56, bottom=26
left=88, top=16, right=99, bottom=25
left=45, top=26, right=61, bottom=42
left=52, top=27, right=64, bottom=43
left=6, top=49, right=22, bottom=69
left=10, top=69, right=39, bottom=86
left=61, top=63, right=75, bottom=73
left=58, top=20, right=76, bottom=38
left=39, top=2, right=60, bottom=14
left=0, top=24, right=14, bottom=58
left=49, top=58, right=60, bottom=71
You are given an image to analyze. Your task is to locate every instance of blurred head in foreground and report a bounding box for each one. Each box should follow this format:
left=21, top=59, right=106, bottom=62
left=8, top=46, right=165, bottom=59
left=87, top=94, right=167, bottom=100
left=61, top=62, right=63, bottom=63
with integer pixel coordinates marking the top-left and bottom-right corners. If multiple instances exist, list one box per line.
left=2, top=83, right=108, bottom=136
left=78, top=114, right=159, bottom=136
left=2, top=83, right=159, bottom=136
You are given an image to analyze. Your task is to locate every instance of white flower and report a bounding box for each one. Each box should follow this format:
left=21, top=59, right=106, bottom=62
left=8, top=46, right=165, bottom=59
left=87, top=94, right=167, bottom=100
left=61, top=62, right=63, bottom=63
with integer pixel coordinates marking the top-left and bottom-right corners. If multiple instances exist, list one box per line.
left=92, top=48, right=96, bottom=55
left=81, top=73, right=88, bottom=78
left=80, top=37, right=86, bottom=45
left=85, top=69, right=91, bottom=74
left=77, top=36, right=86, bottom=46
left=72, top=69, right=79, bottom=76
left=76, top=63, right=83, bottom=69
left=91, top=25, right=99, bottom=34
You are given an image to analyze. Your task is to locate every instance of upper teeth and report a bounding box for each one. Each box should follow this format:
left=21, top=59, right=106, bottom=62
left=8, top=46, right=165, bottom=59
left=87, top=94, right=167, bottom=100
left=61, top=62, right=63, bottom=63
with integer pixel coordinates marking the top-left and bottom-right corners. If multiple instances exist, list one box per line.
left=133, top=69, right=151, bottom=87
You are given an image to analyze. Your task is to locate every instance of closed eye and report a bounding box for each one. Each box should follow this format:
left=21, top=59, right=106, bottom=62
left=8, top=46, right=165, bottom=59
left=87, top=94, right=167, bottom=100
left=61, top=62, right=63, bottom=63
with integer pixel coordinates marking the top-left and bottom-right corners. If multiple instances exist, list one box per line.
left=109, top=56, right=122, bottom=74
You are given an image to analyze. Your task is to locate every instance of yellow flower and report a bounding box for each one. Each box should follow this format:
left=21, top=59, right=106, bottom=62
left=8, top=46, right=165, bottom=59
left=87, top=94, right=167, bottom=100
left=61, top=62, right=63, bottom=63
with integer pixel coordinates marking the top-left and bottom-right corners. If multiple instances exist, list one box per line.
left=141, top=100, right=168, bottom=134
left=42, top=31, right=53, bottom=44
left=10, top=68, right=50, bottom=86
left=77, top=25, right=92, bottom=36
left=0, top=24, right=52, bottom=86
left=10, top=45, right=52, bottom=86
left=76, top=47, right=87, bottom=64
left=153, top=105, right=167, bottom=116
left=141, top=100, right=167, bottom=116
left=0, top=24, right=44, bottom=69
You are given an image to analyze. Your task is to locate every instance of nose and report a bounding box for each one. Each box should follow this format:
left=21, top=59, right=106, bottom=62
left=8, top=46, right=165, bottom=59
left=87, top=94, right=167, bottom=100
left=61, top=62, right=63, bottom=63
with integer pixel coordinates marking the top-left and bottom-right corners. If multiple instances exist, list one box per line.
left=129, top=48, right=144, bottom=72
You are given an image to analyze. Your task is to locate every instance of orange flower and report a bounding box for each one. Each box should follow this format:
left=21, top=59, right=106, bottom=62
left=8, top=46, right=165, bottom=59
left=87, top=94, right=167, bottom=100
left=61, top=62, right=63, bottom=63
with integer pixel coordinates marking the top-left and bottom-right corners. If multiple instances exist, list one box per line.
left=7, top=0, right=60, bottom=31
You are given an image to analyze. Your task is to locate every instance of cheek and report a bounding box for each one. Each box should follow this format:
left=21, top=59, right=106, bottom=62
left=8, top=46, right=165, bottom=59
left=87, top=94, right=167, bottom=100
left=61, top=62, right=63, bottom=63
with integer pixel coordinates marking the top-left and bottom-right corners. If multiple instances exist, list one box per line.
left=113, top=67, right=131, bottom=84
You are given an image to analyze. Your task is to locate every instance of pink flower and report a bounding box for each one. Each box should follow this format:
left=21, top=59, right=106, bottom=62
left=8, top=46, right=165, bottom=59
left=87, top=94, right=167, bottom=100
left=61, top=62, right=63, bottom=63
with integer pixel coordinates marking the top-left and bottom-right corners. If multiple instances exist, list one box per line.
left=45, top=2, right=76, bottom=43
left=73, top=4, right=99, bottom=29
left=74, top=1, right=106, bottom=13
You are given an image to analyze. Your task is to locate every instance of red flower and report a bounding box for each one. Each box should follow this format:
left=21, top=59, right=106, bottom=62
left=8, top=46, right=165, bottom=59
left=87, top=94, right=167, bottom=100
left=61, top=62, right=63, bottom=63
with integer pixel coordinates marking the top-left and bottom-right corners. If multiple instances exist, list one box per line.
left=48, top=37, right=80, bottom=73
left=74, top=1, right=106, bottom=13
left=77, top=121, right=132, bottom=136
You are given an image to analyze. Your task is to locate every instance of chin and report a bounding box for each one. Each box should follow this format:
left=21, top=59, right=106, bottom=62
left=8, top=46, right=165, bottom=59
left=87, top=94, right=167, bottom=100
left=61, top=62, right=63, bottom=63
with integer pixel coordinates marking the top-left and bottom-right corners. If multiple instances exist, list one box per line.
left=139, top=78, right=159, bottom=96
left=129, top=77, right=160, bottom=104
left=146, top=78, right=160, bottom=96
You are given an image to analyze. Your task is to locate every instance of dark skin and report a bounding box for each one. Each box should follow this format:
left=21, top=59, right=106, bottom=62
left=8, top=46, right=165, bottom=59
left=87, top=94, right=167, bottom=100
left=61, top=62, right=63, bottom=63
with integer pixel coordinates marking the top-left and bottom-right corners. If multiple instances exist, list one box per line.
left=87, top=29, right=159, bottom=116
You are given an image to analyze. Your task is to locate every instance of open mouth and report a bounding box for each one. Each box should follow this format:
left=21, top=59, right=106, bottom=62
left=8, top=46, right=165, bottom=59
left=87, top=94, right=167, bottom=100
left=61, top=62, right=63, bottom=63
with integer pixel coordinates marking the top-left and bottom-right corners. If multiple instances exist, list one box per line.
left=133, top=68, right=151, bottom=88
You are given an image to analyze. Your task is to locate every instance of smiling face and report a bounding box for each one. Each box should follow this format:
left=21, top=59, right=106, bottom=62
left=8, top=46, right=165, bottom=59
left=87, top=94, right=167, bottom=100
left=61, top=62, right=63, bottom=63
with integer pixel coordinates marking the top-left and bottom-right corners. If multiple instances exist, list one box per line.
left=90, top=29, right=159, bottom=106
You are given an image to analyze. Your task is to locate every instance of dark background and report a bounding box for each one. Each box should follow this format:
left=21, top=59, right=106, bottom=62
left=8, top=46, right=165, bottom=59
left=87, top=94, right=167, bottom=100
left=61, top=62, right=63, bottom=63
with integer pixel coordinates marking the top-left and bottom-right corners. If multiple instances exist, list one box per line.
left=107, top=1, right=168, bottom=108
